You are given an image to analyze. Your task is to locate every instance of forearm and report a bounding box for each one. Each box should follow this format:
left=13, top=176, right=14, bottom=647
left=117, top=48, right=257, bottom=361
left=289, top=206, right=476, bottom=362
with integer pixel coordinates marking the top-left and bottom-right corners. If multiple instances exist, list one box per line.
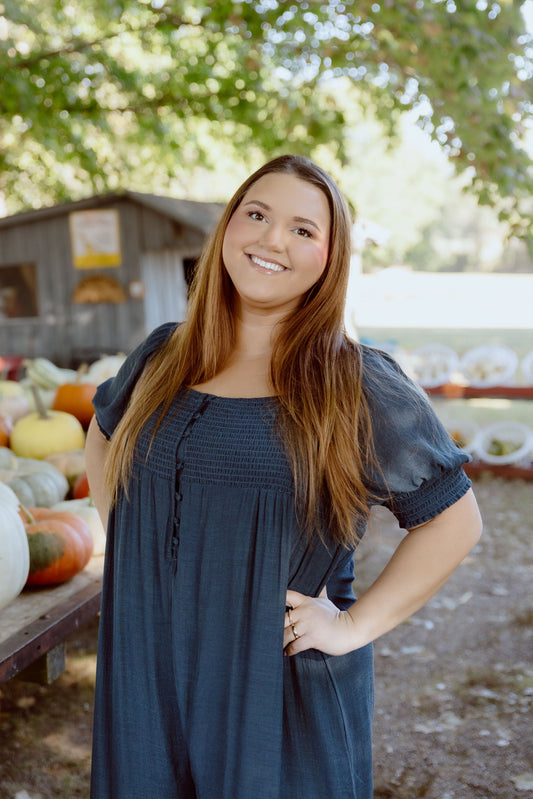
left=345, top=488, right=482, bottom=650
left=85, top=415, right=111, bottom=530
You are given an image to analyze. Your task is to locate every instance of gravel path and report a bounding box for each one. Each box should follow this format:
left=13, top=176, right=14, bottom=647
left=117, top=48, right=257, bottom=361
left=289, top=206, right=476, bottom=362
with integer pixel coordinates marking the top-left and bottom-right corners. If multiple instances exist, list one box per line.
left=356, top=476, right=533, bottom=798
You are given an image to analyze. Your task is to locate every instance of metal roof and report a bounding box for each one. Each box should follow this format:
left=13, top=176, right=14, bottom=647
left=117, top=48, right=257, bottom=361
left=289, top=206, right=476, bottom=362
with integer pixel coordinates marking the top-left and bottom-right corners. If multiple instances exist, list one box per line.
left=0, top=190, right=225, bottom=234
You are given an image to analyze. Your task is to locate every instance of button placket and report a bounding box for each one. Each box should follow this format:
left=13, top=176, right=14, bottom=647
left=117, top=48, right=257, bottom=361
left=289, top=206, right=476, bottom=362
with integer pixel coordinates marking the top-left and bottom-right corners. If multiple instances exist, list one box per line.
left=170, top=396, right=211, bottom=560
left=171, top=458, right=184, bottom=559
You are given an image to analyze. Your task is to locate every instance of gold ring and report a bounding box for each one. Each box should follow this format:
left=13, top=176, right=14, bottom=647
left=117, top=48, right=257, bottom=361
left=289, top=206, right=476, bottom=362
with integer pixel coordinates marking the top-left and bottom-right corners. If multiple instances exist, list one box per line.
left=292, top=624, right=300, bottom=640
left=287, top=608, right=294, bottom=625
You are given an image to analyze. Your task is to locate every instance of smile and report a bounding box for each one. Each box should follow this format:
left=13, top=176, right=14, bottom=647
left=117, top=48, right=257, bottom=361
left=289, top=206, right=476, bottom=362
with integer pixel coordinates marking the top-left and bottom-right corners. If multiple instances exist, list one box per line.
left=248, top=254, right=287, bottom=273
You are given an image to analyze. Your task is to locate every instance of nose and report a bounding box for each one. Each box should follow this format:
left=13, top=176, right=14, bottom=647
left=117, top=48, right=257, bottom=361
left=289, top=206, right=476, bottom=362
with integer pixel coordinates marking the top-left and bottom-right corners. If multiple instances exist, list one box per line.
left=258, top=222, right=285, bottom=251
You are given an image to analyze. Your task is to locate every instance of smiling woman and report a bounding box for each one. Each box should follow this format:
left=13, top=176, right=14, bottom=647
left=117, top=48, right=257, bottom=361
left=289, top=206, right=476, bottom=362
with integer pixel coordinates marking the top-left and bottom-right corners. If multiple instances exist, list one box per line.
left=85, top=154, right=481, bottom=799
left=221, top=172, right=331, bottom=317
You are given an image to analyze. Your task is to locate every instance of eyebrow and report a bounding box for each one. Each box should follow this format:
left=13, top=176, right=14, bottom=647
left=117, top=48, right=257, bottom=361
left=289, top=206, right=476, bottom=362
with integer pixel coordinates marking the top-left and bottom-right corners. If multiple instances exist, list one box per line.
left=242, top=200, right=323, bottom=232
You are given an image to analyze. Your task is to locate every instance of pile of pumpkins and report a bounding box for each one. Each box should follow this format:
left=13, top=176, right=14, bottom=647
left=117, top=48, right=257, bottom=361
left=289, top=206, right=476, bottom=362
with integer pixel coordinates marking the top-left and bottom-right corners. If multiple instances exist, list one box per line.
left=0, top=353, right=125, bottom=611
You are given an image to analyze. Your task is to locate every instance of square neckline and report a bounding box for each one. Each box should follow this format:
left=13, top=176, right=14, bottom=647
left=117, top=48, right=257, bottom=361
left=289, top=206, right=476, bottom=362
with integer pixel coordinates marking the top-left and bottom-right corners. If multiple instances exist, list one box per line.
left=187, top=387, right=278, bottom=402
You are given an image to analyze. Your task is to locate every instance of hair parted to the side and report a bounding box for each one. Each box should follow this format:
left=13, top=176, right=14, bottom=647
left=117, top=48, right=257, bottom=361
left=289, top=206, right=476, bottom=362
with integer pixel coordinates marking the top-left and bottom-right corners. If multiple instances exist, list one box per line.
left=104, top=154, right=377, bottom=548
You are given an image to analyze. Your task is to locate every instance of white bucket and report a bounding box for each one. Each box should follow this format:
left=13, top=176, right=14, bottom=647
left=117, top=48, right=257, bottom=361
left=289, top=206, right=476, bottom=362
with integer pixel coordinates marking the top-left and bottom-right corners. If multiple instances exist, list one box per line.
left=446, top=420, right=481, bottom=455
left=475, top=421, right=533, bottom=466
left=460, top=345, right=518, bottom=388
left=521, top=350, right=533, bottom=385
left=409, top=344, right=459, bottom=388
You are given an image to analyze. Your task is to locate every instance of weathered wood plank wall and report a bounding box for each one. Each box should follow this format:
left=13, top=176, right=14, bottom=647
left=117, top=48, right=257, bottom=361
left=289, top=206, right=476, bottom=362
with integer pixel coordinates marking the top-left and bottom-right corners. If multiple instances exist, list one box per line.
left=0, top=197, right=209, bottom=365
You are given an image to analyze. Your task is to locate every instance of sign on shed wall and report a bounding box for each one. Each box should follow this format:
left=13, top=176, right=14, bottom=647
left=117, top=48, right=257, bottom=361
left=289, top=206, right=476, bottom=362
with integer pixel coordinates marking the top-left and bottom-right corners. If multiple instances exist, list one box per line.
left=69, top=209, right=122, bottom=268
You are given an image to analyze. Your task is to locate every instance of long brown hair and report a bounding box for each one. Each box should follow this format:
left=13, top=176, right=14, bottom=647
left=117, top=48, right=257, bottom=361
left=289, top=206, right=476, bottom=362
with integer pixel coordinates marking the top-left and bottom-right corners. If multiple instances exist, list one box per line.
left=104, top=155, right=376, bottom=547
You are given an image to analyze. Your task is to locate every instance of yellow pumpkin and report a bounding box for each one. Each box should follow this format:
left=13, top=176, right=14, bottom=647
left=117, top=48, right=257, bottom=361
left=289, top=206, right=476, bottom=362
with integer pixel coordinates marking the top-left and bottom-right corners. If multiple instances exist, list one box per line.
left=0, top=379, right=26, bottom=398
left=10, top=410, right=86, bottom=460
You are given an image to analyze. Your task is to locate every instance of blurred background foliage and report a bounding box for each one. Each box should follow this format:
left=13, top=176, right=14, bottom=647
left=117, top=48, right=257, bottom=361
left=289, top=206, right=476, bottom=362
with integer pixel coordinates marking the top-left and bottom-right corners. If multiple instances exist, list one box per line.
left=0, top=0, right=532, bottom=264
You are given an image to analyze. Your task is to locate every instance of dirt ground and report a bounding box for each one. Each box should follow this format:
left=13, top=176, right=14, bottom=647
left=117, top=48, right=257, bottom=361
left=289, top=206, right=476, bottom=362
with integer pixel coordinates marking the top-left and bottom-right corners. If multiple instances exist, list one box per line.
left=0, top=474, right=531, bottom=799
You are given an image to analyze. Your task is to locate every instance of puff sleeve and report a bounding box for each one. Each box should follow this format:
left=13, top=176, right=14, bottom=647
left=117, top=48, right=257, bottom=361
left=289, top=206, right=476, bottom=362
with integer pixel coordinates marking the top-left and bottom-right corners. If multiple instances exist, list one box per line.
left=361, top=346, right=472, bottom=530
left=92, top=322, right=178, bottom=440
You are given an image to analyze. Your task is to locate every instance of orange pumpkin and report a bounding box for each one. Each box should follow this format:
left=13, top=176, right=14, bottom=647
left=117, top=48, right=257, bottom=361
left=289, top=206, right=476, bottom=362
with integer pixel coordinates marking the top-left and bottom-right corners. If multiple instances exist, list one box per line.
left=73, top=471, right=90, bottom=499
left=21, top=506, right=93, bottom=585
left=52, top=382, right=97, bottom=428
left=0, top=412, right=13, bottom=447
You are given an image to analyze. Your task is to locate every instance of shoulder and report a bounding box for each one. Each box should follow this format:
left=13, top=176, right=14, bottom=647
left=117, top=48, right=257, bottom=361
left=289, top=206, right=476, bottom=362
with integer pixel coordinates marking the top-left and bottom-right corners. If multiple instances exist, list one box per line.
left=91, top=322, right=179, bottom=439
left=356, top=344, right=472, bottom=525
left=359, top=343, right=425, bottom=404
left=122, top=322, right=179, bottom=372
left=137, top=322, right=179, bottom=357
left=360, top=342, right=408, bottom=376
left=116, top=321, right=180, bottom=387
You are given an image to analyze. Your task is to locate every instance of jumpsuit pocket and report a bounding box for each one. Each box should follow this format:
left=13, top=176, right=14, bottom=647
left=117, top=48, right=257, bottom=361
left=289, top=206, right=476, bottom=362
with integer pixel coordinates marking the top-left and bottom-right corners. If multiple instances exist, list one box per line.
left=281, top=645, right=374, bottom=799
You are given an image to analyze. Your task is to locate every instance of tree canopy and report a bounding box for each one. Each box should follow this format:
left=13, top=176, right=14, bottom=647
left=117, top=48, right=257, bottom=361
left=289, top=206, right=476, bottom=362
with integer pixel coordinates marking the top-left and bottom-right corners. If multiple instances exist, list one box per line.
left=1, top=0, right=532, bottom=241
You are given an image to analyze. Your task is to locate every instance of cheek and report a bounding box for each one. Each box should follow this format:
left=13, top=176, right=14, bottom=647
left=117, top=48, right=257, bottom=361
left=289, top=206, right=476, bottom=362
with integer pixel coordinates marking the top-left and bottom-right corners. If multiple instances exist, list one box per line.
left=224, top=214, right=247, bottom=246
left=222, top=217, right=248, bottom=267
left=318, top=240, right=329, bottom=269
left=306, top=240, right=329, bottom=278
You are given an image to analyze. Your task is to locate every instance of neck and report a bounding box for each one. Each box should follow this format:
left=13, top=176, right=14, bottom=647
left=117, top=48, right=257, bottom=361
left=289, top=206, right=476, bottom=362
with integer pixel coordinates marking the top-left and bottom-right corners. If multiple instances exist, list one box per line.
left=233, top=307, right=285, bottom=359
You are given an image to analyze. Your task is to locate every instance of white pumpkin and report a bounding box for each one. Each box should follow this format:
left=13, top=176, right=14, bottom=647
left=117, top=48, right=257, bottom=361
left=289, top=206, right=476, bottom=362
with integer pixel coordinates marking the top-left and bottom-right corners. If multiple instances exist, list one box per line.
left=44, top=449, right=86, bottom=488
left=0, top=482, right=30, bottom=610
left=86, top=354, right=126, bottom=385
left=0, top=380, right=30, bottom=421
left=0, top=447, right=17, bottom=469
left=20, top=381, right=57, bottom=412
left=51, top=497, right=107, bottom=556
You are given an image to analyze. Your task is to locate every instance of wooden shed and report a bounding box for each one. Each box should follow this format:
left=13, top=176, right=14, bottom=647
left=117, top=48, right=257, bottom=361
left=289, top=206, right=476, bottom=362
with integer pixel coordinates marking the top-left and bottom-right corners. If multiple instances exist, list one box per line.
left=0, top=191, right=224, bottom=366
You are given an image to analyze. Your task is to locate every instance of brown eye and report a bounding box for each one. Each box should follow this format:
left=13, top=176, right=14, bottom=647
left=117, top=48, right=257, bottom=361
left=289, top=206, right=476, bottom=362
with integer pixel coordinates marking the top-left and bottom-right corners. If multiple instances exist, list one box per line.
left=248, top=211, right=265, bottom=221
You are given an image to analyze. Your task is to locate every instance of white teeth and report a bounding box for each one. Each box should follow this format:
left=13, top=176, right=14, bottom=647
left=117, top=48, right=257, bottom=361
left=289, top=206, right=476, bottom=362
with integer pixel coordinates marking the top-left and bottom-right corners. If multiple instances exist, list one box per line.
left=250, top=255, right=286, bottom=272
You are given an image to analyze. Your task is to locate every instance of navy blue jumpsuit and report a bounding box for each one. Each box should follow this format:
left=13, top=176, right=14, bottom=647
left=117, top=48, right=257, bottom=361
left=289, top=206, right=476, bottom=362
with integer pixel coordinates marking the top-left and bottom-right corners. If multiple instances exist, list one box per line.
left=90, top=323, right=471, bottom=798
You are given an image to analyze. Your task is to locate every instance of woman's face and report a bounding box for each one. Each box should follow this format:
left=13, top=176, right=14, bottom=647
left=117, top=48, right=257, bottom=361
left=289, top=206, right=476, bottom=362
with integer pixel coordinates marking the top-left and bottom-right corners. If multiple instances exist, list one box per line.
left=222, top=172, right=331, bottom=317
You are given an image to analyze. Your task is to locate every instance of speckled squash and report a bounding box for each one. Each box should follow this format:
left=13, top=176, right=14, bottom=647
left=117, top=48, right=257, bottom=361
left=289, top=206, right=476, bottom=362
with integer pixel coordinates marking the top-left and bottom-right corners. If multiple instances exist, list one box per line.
left=0, top=448, right=69, bottom=507
left=22, top=507, right=93, bottom=585
left=52, top=497, right=106, bottom=556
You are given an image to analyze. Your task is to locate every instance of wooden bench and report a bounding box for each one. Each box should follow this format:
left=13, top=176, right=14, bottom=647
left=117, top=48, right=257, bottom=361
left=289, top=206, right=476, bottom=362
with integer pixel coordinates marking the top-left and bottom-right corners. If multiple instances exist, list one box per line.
left=0, top=557, right=103, bottom=684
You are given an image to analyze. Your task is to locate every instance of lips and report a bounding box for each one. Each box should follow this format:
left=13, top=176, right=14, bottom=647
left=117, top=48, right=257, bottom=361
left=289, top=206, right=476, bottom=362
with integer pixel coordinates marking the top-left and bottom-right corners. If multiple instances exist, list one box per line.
left=248, top=254, right=287, bottom=273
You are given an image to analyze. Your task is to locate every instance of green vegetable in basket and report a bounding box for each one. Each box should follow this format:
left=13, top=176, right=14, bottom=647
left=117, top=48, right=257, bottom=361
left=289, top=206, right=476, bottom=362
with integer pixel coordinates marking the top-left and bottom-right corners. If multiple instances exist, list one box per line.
left=487, top=439, right=521, bottom=457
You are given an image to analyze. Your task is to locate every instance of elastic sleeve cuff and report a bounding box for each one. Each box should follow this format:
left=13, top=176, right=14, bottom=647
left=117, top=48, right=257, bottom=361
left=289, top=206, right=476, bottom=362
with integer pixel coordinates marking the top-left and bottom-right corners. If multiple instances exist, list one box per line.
left=385, top=466, right=472, bottom=529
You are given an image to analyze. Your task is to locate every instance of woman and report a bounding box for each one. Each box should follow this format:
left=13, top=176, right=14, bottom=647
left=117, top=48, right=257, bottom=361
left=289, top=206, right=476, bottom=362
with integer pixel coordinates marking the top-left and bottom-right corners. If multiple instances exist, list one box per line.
left=86, top=155, right=482, bottom=798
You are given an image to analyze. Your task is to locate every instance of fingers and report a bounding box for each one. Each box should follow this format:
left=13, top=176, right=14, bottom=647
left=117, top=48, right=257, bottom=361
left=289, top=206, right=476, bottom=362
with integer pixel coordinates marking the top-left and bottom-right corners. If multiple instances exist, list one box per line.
left=284, top=590, right=314, bottom=654
left=284, top=590, right=308, bottom=630
left=283, top=589, right=350, bottom=657
left=284, top=596, right=304, bottom=653
left=286, top=589, right=304, bottom=609
left=283, top=616, right=304, bottom=653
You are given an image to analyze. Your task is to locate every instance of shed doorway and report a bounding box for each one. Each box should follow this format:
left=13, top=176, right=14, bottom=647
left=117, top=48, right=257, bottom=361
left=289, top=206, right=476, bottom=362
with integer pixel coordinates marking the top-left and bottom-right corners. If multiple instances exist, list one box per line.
left=140, top=250, right=189, bottom=331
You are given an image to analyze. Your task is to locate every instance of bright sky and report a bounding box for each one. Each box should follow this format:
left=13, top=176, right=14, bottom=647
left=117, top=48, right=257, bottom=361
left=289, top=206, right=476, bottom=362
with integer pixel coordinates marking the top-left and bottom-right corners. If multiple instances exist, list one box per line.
left=522, top=0, right=533, bottom=31
left=346, top=271, right=533, bottom=330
